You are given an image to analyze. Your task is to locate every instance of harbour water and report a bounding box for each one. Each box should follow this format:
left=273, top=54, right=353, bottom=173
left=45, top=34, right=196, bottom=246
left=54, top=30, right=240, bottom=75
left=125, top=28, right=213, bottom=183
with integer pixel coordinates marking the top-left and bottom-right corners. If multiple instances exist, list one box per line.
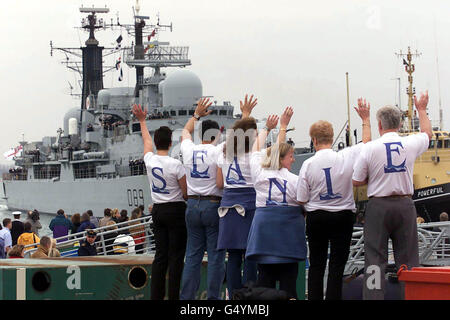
left=0, top=188, right=53, bottom=236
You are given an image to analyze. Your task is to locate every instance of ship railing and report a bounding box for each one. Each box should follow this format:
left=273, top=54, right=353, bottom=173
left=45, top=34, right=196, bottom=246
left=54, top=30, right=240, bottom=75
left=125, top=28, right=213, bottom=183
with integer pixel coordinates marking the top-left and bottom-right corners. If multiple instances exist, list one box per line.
left=23, top=216, right=155, bottom=258
left=2, top=172, right=28, bottom=181
left=344, top=222, right=450, bottom=275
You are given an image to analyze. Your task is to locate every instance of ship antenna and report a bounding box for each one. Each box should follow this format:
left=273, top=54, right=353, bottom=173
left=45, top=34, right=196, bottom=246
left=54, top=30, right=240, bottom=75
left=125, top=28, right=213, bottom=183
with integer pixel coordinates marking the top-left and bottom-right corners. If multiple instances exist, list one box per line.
left=433, top=16, right=443, bottom=130
left=395, top=47, right=421, bottom=132
left=345, top=72, right=352, bottom=146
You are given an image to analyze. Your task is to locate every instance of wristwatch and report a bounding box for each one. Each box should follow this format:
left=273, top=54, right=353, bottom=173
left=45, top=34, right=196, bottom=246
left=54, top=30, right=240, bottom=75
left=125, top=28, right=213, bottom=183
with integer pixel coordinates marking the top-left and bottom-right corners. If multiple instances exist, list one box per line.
left=263, top=126, right=270, bottom=132
left=193, top=113, right=201, bottom=120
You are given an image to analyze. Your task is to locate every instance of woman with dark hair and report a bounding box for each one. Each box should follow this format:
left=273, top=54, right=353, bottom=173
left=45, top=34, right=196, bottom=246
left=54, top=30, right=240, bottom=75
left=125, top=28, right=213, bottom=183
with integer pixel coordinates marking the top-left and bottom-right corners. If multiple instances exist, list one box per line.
left=128, top=208, right=146, bottom=254
left=25, top=209, right=42, bottom=236
left=215, top=95, right=259, bottom=297
left=77, top=212, right=96, bottom=234
left=17, top=222, right=40, bottom=254
left=70, top=213, right=81, bottom=234
left=245, top=106, right=307, bottom=299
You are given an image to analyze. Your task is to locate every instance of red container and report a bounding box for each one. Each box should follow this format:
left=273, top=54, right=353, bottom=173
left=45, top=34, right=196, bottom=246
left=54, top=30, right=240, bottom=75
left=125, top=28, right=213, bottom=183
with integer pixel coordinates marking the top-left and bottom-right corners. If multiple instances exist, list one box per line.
left=397, top=266, right=450, bottom=300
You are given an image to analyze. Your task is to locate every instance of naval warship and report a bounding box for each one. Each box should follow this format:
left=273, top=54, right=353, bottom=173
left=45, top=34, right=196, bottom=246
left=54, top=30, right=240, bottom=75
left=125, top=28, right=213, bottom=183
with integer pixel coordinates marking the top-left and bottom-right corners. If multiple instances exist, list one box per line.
left=2, top=4, right=312, bottom=217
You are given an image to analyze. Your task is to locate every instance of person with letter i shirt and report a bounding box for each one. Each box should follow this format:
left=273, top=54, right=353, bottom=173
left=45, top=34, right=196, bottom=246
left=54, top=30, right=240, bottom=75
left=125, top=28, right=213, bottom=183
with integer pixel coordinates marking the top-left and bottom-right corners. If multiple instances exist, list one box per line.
left=352, top=91, right=432, bottom=300
left=245, top=106, right=307, bottom=300
left=296, top=98, right=371, bottom=300
left=179, top=97, right=226, bottom=300
left=132, top=104, right=188, bottom=300
left=215, top=94, right=259, bottom=298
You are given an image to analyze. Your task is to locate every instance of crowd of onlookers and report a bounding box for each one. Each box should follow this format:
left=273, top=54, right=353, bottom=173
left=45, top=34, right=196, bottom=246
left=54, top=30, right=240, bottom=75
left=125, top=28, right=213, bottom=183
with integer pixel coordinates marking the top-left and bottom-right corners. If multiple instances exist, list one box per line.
left=0, top=205, right=152, bottom=259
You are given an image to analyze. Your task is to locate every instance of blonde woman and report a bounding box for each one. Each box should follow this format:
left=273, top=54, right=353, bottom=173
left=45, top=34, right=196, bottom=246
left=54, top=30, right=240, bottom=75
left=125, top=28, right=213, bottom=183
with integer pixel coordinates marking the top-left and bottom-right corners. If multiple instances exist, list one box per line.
left=245, top=107, right=306, bottom=299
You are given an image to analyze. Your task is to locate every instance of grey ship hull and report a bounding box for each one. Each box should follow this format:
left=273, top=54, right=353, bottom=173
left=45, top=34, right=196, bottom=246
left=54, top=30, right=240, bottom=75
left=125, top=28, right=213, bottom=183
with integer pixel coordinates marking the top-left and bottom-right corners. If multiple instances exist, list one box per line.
left=3, top=152, right=313, bottom=217
left=3, top=175, right=151, bottom=217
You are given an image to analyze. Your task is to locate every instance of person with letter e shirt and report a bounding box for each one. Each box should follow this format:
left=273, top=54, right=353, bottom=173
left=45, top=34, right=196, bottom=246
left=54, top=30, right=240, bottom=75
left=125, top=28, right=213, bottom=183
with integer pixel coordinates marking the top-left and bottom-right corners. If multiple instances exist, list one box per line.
left=179, top=97, right=226, bottom=300
left=352, top=91, right=432, bottom=300
left=132, top=104, right=188, bottom=300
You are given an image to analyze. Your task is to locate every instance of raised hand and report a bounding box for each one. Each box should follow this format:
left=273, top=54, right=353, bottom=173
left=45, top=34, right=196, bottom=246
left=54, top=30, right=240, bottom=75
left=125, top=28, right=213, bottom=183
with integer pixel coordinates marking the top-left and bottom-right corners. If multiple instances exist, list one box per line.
left=354, top=98, right=370, bottom=122
left=240, top=94, right=258, bottom=118
left=265, top=115, right=279, bottom=131
left=194, top=97, right=213, bottom=118
left=280, top=106, right=294, bottom=128
left=414, top=91, right=429, bottom=112
left=132, top=104, right=147, bottom=122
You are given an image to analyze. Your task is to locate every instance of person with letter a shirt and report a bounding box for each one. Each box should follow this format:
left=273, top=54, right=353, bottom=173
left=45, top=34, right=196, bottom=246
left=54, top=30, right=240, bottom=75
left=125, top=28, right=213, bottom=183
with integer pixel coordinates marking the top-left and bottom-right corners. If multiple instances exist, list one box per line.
left=245, top=107, right=307, bottom=300
left=297, top=98, right=371, bottom=300
left=132, top=104, right=188, bottom=300
left=179, top=97, right=226, bottom=300
left=216, top=94, right=259, bottom=297
left=352, top=91, right=432, bottom=300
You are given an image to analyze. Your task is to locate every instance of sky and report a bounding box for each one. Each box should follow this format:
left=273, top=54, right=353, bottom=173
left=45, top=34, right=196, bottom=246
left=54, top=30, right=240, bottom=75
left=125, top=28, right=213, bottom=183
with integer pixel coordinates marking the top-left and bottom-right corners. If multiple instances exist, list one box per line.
left=1, top=0, right=449, bottom=164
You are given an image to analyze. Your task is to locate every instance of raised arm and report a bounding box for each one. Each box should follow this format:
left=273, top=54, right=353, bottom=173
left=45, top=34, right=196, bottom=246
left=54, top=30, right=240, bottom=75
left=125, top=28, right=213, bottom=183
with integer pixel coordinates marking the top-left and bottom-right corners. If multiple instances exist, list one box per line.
left=414, top=91, right=432, bottom=140
left=181, top=97, right=213, bottom=142
left=354, top=98, right=371, bottom=143
left=132, top=104, right=154, bottom=155
left=252, top=115, right=279, bottom=152
left=240, top=94, right=258, bottom=119
left=278, top=106, right=294, bottom=144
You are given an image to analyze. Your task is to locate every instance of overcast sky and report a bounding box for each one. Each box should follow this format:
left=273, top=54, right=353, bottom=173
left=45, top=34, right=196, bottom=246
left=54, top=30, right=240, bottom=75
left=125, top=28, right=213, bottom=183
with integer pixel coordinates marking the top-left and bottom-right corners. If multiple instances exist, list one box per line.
left=1, top=0, right=449, bottom=164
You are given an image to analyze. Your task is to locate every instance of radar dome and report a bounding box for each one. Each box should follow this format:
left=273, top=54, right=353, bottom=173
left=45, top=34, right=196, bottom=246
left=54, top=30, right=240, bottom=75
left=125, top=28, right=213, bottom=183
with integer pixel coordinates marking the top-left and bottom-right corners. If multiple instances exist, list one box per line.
left=63, top=108, right=81, bottom=136
left=162, top=70, right=202, bottom=107
left=97, top=89, right=111, bottom=107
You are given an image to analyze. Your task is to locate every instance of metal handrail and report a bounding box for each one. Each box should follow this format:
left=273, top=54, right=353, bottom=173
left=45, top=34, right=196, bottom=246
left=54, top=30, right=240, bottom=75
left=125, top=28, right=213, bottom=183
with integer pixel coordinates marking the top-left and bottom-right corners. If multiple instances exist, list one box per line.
left=344, top=221, right=450, bottom=275
left=23, top=216, right=155, bottom=258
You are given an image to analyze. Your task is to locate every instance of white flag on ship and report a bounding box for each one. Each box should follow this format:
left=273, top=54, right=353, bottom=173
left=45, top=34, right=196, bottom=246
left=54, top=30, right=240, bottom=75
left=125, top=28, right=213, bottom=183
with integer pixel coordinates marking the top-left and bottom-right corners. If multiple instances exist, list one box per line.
left=3, top=145, right=23, bottom=161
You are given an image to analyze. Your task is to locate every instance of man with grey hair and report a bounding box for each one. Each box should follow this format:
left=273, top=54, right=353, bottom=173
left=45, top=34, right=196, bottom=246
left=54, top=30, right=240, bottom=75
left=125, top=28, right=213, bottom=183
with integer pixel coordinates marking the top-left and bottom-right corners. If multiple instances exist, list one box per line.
left=352, top=91, right=432, bottom=300
left=440, top=212, right=448, bottom=222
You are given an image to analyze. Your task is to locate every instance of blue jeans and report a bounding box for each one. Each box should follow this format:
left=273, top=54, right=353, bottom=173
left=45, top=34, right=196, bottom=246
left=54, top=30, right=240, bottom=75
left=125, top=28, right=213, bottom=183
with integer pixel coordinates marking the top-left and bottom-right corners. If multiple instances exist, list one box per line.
left=226, top=249, right=258, bottom=298
left=180, top=198, right=226, bottom=300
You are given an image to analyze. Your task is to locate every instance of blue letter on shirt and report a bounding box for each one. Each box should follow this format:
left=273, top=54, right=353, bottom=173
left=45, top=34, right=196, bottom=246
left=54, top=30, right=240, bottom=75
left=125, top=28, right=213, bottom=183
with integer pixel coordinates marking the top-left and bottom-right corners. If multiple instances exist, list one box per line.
left=151, top=167, right=169, bottom=194
left=319, top=167, right=342, bottom=200
left=266, top=178, right=288, bottom=206
left=384, top=142, right=406, bottom=173
left=191, top=150, right=210, bottom=178
left=226, top=157, right=246, bottom=185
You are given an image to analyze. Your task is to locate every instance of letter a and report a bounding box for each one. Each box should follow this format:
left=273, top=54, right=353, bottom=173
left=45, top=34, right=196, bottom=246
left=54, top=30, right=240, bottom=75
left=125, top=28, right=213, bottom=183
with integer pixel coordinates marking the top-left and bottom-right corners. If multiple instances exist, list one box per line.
left=366, top=265, right=381, bottom=290
left=66, top=265, right=81, bottom=290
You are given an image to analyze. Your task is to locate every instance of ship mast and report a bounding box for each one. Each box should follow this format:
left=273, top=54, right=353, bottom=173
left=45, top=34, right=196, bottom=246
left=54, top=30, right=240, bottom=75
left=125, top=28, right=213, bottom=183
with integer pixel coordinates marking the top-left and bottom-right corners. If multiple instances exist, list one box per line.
left=395, top=47, right=421, bottom=131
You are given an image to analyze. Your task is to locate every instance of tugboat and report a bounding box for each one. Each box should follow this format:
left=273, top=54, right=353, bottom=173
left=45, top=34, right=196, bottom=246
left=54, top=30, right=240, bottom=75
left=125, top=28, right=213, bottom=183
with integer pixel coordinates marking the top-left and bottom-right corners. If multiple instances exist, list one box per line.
left=355, top=47, right=450, bottom=221
left=1, top=3, right=311, bottom=217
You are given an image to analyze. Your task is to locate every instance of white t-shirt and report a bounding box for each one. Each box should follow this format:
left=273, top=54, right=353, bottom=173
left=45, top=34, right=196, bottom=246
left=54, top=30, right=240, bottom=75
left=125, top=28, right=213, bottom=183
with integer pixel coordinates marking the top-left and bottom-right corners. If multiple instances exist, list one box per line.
left=250, top=150, right=300, bottom=207
left=217, top=152, right=254, bottom=189
left=144, top=152, right=186, bottom=204
left=180, top=139, right=224, bottom=197
left=352, top=132, right=429, bottom=197
left=297, top=144, right=364, bottom=212
left=0, top=228, right=12, bottom=252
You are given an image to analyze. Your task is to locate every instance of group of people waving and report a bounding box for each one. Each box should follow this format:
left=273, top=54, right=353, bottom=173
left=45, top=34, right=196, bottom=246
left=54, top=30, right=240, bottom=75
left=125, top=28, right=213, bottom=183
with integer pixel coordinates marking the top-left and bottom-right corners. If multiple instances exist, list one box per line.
left=132, top=89, right=431, bottom=300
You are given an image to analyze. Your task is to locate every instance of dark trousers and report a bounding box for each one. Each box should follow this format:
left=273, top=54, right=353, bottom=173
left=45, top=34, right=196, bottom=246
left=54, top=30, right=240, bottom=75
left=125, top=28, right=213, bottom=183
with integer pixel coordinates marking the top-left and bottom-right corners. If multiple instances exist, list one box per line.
left=150, top=202, right=187, bottom=300
left=363, top=197, right=419, bottom=300
left=257, top=263, right=298, bottom=299
left=226, top=249, right=258, bottom=297
left=306, top=210, right=354, bottom=300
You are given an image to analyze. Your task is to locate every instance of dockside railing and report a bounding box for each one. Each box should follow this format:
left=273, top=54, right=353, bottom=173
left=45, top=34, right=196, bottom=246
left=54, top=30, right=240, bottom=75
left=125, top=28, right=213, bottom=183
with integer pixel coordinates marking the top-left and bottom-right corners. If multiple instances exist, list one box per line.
left=345, top=221, right=450, bottom=275
left=23, top=216, right=155, bottom=258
